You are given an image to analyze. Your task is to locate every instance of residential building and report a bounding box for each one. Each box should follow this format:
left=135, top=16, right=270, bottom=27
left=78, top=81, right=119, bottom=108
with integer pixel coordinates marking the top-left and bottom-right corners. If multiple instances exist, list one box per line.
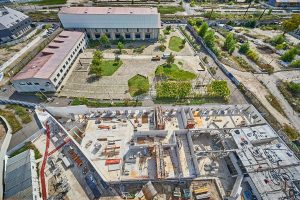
left=4, top=150, right=40, bottom=200
left=0, top=6, right=32, bottom=43
left=58, top=7, right=161, bottom=40
left=11, top=31, right=87, bottom=93
left=268, top=0, right=300, bottom=7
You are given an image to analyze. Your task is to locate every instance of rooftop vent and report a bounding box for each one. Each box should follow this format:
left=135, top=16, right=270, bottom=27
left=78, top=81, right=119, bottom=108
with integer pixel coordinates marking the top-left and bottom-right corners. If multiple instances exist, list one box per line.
left=53, top=40, right=64, bottom=43
left=59, top=35, right=69, bottom=38
left=48, top=45, right=59, bottom=49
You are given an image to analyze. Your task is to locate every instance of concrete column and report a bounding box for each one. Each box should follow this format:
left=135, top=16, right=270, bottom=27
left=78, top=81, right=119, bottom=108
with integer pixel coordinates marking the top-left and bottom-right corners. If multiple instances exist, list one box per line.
left=131, top=32, right=135, bottom=40
left=141, top=31, right=145, bottom=40
left=121, top=32, right=125, bottom=39
left=110, top=32, right=115, bottom=40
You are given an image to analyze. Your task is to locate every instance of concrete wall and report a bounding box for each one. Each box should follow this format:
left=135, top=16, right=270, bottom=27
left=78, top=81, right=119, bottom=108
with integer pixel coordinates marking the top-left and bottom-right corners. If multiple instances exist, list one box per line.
left=0, top=116, right=12, bottom=200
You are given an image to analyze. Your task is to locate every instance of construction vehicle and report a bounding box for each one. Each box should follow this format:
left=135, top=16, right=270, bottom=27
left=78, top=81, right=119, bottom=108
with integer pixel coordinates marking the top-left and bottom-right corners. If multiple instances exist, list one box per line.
left=193, top=187, right=208, bottom=195
left=151, top=55, right=161, bottom=61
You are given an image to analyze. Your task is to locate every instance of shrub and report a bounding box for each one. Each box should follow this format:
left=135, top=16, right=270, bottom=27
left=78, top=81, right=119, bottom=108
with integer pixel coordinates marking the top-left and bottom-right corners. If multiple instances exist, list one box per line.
left=207, top=80, right=230, bottom=100
left=156, top=81, right=192, bottom=99
left=198, top=22, right=209, bottom=38
left=246, top=49, right=259, bottom=62
left=287, top=81, right=300, bottom=95
left=270, top=34, right=285, bottom=46
left=159, top=44, right=166, bottom=51
left=223, top=33, right=236, bottom=55
left=281, top=48, right=298, bottom=62
left=289, top=59, right=300, bottom=68
left=239, top=42, right=250, bottom=54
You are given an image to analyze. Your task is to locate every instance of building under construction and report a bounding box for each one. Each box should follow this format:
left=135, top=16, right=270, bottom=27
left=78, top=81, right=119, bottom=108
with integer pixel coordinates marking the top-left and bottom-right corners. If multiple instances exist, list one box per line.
left=37, top=104, right=300, bottom=200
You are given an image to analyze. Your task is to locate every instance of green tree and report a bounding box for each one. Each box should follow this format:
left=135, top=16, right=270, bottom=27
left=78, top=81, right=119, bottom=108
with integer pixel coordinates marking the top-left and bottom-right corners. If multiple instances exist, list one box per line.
left=117, top=41, right=125, bottom=54
left=158, top=34, right=166, bottom=44
left=94, top=50, right=103, bottom=59
left=100, top=35, right=110, bottom=47
left=281, top=14, right=300, bottom=35
left=282, top=20, right=299, bottom=35
left=239, top=42, right=250, bottom=54
left=198, top=22, right=209, bottom=38
left=203, top=29, right=215, bottom=49
left=166, top=53, right=175, bottom=65
left=281, top=48, right=298, bottom=62
left=223, top=33, right=236, bottom=55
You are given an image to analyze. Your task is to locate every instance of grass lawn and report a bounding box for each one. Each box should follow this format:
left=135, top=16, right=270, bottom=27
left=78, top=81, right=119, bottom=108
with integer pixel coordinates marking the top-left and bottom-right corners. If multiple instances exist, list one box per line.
left=29, top=0, right=66, bottom=5
left=168, top=36, right=185, bottom=52
left=101, top=60, right=123, bottom=76
left=158, top=6, right=185, bottom=14
left=128, top=75, right=150, bottom=97
left=90, top=60, right=123, bottom=76
left=155, top=64, right=196, bottom=81
left=0, top=109, right=22, bottom=134
left=6, top=105, right=32, bottom=124
left=10, top=142, right=42, bottom=160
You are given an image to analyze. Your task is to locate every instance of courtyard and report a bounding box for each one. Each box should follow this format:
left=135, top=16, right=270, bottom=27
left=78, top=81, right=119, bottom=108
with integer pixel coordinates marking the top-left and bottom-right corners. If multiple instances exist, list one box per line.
left=58, top=27, right=213, bottom=100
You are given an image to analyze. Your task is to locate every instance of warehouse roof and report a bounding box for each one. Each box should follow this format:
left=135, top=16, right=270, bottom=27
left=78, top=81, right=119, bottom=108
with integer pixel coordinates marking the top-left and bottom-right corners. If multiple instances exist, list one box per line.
left=12, top=31, right=84, bottom=81
left=59, top=7, right=158, bottom=15
left=0, top=6, right=29, bottom=30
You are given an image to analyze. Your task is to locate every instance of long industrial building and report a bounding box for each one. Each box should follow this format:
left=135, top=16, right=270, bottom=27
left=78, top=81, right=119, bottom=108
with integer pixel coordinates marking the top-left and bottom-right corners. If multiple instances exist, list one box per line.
left=11, top=31, right=87, bottom=93
left=58, top=7, right=161, bottom=40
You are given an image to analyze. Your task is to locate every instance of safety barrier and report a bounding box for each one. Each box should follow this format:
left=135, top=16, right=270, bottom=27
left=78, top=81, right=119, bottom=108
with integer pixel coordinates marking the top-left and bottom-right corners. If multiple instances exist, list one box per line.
left=0, top=99, right=37, bottom=109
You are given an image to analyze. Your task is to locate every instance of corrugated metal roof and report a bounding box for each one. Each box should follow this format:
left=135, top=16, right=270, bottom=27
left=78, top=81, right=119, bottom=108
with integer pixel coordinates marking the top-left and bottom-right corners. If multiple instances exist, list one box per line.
left=59, top=7, right=158, bottom=15
left=12, top=31, right=84, bottom=81
left=4, top=150, right=33, bottom=199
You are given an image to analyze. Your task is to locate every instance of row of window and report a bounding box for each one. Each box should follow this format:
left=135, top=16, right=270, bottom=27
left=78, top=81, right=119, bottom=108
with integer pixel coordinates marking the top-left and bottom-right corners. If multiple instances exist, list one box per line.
left=54, top=37, right=86, bottom=83
left=93, top=33, right=151, bottom=39
left=85, top=28, right=151, bottom=33
left=19, top=81, right=51, bottom=86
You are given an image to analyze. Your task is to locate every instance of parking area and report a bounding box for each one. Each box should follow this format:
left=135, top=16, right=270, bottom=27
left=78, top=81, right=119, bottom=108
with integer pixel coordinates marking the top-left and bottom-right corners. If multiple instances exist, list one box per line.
left=58, top=28, right=213, bottom=100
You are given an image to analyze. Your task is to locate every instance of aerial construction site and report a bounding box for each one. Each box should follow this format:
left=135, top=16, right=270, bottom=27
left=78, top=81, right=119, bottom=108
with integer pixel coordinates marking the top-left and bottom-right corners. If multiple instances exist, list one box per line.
left=35, top=104, right=300, bottom=200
